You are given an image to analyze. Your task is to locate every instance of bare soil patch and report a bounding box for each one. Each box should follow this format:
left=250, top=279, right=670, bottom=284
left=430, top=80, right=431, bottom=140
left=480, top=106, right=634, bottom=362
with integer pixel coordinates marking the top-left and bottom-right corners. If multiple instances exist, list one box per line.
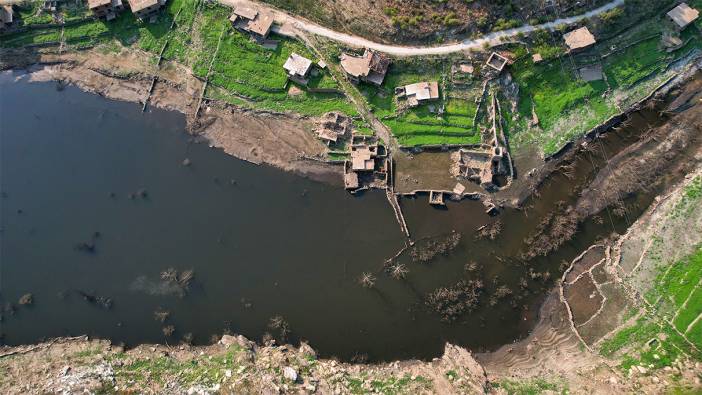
left=565, top=275, right=604, bottom=326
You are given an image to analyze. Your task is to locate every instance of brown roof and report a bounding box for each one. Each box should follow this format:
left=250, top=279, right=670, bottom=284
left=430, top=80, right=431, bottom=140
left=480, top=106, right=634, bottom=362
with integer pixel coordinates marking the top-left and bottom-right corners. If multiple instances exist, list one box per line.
left=668, top=3, right=699, bottom=28
left=340, top=49, right=389, bottom=83
left=368, top=50, right=390, bottom=74
left=88, top=0, right=111, bottom=9
left=233, top=6, right=257, bottom=20
left=459, top=64, right=474, bottom=73
left=248, top=12, right=273, bottom=36
left=340, top=52, right=372, bottom=78
left=128, top=0, right=158, bottom=13
left=563, top=27, right=596, bottom=50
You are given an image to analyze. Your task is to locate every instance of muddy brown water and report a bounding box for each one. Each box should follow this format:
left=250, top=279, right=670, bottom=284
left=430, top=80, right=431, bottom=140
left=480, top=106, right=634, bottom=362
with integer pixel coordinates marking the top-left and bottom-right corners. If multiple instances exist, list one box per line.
left=0, top=70, right=673, bottom=361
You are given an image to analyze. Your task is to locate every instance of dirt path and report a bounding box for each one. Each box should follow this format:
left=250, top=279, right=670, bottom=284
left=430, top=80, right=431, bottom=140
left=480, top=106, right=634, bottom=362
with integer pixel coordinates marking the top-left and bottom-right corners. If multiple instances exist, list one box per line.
left=219, top=0, right=625, bottom=56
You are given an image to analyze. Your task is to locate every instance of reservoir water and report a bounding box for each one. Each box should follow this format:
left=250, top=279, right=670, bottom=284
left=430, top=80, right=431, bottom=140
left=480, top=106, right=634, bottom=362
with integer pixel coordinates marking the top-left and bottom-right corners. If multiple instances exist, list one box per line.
left=0, top=71, right=659, bottom=361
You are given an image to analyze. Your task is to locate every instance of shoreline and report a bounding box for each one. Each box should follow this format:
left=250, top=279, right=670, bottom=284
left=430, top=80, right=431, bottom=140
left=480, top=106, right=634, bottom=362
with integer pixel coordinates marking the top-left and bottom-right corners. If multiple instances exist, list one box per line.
left=4, top=42, right=700, bottom=205
left=1, top=49, right=343, bottom=186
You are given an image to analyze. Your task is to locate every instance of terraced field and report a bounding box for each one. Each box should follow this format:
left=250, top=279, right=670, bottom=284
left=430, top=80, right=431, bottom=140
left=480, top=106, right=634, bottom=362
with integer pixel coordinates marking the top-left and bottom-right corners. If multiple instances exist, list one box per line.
left=598, top=176, right=702, bottom=372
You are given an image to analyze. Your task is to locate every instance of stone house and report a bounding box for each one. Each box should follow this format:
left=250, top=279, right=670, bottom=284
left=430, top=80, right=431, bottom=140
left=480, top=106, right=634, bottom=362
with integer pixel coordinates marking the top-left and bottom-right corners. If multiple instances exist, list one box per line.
left=340, top=49, right=390, bottom=86
left=88, top=0, right=124, bottom=20
left=230, top=6, right=274, bottom=40
left=283, top=53, right=313, bottom=85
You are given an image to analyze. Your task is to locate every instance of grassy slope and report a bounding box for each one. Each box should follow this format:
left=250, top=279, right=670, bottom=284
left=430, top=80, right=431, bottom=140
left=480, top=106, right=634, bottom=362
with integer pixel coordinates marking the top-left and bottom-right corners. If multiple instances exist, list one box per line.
left=598, top=177, right=702, bottom=371
left=1, top=1, right=355, bottom=119
left=360, top=60, right=480, bottom=146
left=510, top=13, right=702, bottom=155
left=3, top=1, right=701, bottom=150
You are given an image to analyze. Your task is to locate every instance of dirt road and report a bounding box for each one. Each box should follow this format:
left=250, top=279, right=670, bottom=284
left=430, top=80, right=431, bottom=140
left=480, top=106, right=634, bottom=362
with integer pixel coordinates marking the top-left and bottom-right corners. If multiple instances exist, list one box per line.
left=219, top=0, right=625, bottom=56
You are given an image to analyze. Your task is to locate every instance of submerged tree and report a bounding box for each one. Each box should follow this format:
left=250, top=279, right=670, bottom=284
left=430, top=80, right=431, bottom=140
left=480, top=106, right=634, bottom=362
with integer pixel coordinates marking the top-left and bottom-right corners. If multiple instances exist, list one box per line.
left=426, top=279, right=484, bottom=322
left=359, top=272, right=376, bottom=288
left=390, top=263, right=409, bottom=280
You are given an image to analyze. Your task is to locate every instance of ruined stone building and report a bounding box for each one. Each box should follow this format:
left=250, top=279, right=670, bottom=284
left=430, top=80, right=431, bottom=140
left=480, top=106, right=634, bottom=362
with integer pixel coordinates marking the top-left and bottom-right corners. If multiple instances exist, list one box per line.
left=485, top=52, right=509, bottom=72
left=451, top=146, right=507, bottom=190
left=344, top=138, right=388, bottom=190
left=340, top=49, right=390, bottom=86
left=315, top=112, right=352, bottom=144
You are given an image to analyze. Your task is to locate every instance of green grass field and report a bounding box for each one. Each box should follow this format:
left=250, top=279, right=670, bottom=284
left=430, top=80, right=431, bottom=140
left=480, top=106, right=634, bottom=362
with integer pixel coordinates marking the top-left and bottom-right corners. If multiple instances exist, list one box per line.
left=197, top=4, right=352, bottom=117
left=600, top=245, right=702, bottom=371
left=359, top=60, right=480, bottom=146
left=510, top=20, right=702, bottom=155
left=1, top=1, right=354, bottom=118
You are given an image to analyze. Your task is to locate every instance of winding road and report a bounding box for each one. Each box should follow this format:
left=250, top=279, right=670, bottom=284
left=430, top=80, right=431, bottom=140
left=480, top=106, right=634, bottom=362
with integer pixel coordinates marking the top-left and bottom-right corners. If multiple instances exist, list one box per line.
left=219, top=0, right=625, bottom=56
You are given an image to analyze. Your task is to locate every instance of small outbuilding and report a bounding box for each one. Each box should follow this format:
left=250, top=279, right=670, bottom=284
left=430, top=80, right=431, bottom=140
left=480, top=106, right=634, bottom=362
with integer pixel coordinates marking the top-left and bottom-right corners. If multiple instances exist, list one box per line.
left=532, top=53, right=543, bottom=63
left=340, top=49, right=390, bottom=86
left=429, top=191, right=445, bottom=206
left=283, top=53, right=313, bottom=85
left=563, top=26, right=596, bottom=51
left=486, top=52, right=509, bottom=72
left=667, top=3, right=699, bottom=29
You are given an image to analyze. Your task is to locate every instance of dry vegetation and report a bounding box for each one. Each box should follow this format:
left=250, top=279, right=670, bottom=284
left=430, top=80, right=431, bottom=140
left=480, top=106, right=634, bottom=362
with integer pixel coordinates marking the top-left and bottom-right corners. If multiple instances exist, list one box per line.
left=261, top=0, right=610, bottom=44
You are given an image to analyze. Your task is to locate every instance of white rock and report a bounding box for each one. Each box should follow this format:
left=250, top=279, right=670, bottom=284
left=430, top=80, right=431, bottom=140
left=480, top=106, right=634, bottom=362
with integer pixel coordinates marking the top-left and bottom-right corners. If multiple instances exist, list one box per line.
left=225, top=369, right=232, bottom=378
left=608, top=377, right=618, bottom=385
left=637, top=366, right=648, bottom=374
left=283, top=366, right=298, bottom=382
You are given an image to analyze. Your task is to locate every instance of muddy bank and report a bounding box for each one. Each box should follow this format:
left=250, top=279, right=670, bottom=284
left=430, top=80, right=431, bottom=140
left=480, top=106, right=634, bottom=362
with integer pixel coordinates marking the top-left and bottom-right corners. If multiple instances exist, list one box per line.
left=497, top=58, right=702, bottom=209
left=477, top=164, right=702, bottom=394
left=1, top=47, right=340, bottom=184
